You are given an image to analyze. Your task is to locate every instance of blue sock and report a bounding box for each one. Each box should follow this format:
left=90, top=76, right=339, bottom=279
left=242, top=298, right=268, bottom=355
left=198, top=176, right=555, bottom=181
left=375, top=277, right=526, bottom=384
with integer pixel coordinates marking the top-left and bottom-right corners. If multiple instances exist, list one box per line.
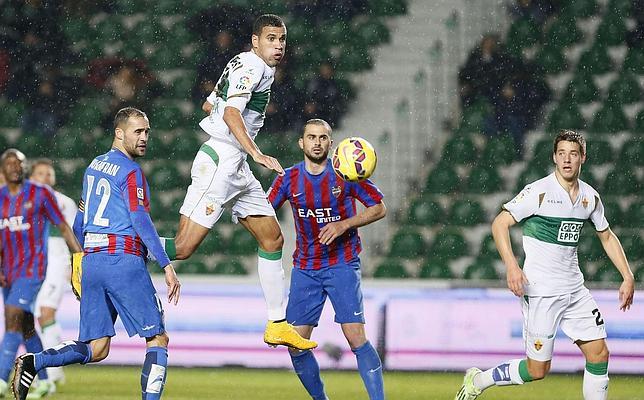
left=290, top=350, right=327, bottom=400
left=141, top=346, right=168, bottom=400
left=0, top=332, right=23, bottom=381
left=352, top=341, right=384, bottom=400
left=34, top=340, right=92, bottom=371
left=24, top=335, right=48, bottom=381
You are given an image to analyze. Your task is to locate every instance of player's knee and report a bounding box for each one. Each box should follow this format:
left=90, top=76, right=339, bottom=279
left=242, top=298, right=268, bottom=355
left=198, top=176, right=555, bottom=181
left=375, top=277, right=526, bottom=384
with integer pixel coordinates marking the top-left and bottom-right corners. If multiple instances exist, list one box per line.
left=593, top=346, right=610, bottom=363
left=173, top=235, right=195, bottom=260
left=151, top=332, right=169, bottom=348
left=259, top=231, right=284, bottom=253
left=91, top=346, right=109, bottom=362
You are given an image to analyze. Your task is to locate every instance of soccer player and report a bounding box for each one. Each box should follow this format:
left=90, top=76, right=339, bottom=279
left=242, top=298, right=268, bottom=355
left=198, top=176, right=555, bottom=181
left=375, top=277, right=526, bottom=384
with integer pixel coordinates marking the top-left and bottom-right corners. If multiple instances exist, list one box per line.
left=268, top=119, right=387, bottom=400
left=29, top=158, right=78, bottom=387
left=12, top=107, right=181, bottom=400
left=455, top=130, right=635, bottom=400
left=160, top=14, right=316, bottom=350
left=0, top=149, right=82, bottom=398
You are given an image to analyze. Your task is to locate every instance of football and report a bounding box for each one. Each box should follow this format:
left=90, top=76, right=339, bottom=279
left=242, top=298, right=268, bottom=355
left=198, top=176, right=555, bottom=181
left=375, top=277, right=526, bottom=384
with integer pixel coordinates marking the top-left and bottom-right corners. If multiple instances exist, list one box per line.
left=332, top=137, right=377, bottom=182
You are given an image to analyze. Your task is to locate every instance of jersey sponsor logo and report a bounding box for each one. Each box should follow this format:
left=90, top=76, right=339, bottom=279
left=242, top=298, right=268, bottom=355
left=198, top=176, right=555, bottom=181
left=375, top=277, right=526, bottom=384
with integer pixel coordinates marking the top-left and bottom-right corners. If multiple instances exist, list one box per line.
left=557, top=221, right=583, bottom=243
left=331, top=186, right=342, bottom=198
left=297, top=207, right=341, bottom=223
left=0, top=216, right=31, bottom=232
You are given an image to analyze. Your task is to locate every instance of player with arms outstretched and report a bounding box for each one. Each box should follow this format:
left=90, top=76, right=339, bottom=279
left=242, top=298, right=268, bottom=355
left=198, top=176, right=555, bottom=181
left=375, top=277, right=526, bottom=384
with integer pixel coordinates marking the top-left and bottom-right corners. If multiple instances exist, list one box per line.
left=455, top=130, right=635, bottom=400
left=269, top=119, right=387, bottom=400
left=13, top=107, right=181, bottom=400
left=159, top=14, right=315, bottom=350
left=29, top=158, right=78, bottom=388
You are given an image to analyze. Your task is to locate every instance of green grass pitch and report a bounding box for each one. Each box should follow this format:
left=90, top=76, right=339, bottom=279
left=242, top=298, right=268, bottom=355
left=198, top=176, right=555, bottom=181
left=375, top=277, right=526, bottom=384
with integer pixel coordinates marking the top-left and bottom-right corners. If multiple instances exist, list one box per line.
left=50, top=366, right=644, bottom=399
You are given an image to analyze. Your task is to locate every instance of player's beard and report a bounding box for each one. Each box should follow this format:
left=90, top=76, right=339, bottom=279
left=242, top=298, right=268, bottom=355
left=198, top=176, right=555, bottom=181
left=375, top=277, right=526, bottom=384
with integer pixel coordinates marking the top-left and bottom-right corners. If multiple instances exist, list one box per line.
left=305, top=148, right=328, bottom=164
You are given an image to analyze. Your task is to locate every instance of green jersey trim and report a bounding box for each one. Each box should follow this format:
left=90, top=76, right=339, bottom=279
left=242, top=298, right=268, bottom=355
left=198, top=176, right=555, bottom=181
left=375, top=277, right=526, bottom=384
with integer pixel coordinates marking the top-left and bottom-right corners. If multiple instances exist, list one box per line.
left=216, top=78, right=230, bottom=101
left=49, top=226, right=62, bottom=238
left=246, top=89, right=270, bottom=114
left=522, top=215, right=587, bottom=246
left=199, top=144, right=219, bottom=165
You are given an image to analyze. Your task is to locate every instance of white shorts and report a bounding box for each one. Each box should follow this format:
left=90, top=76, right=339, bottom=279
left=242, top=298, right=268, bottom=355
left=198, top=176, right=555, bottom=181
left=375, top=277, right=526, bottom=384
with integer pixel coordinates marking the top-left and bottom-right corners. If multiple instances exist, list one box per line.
left=179, top=137, right=275, bottom=229
left=522, top=287, right=607, bottom=362
left=35, top=238, right=71, bottom=314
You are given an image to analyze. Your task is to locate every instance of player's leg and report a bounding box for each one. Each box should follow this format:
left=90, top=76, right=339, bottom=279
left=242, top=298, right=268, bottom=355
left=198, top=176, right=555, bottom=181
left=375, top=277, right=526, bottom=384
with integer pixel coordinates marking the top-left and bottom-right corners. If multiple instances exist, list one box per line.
left=141, top=333, right=169, bottom=400
left=286, top=268, right=327, bottom=400
left=342, top=323, right=384, bottom=400
left=578, top=339, right=609, bottom=400
left=21, top=311, right=53, bottom=398
left=172, top=215, right=211, bottom=260
left=0, top=305, right=26, bottom=394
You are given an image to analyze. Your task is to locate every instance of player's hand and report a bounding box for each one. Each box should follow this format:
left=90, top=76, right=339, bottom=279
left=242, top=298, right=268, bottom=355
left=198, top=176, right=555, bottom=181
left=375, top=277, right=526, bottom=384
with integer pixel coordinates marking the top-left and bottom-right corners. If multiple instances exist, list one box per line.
left=506, top=264, right=528, bottom=297
left=71, top=252, right=83, bottom=300
left=252, top=153, right=284, bottom=176
left=202, top=101, right=213, bottom=114
left=164, top=264, right=181, bottom=306
left=0, top=272, right=6, bottom=288
left=318, top=221, right=350, bottom=245
left=618, top=278, right=634, bottom=311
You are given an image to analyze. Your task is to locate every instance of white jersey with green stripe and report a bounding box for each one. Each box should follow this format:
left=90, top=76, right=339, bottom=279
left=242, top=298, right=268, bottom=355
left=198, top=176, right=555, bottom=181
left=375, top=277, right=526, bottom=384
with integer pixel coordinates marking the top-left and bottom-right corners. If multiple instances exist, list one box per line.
left=199, top=50, right=274, bottom=150
left=49, top=190, right=77, bottom=245
left=503, top=173, right=609, bottom=296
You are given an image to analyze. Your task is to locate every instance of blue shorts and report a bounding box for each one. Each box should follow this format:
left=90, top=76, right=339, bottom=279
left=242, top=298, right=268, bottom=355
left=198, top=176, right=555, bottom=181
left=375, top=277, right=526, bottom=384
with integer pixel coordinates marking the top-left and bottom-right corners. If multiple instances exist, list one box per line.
left=79, top=253, right=165, bottom=342
left=2, top=278, right=43, bottom=313
left=286, top=262, right=364, bottom=327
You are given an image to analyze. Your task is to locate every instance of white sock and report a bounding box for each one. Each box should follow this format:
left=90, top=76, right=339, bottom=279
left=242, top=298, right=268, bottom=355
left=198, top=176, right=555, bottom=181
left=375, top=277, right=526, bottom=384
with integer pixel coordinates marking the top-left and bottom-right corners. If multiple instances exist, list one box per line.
left=583, top=368, right=609, bottom=400
left=40, top=322, right=65, bottom=381
left=257, top=250, right=286, bottom=321
left=475, top=359, right=527, bottom=390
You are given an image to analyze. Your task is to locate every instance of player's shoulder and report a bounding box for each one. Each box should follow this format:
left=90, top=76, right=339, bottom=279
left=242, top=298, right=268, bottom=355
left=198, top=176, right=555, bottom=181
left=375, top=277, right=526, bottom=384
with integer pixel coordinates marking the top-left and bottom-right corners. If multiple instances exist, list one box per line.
left=578, top=178, right=601, bottom=198
left=26, top=179, right=54, bottom=194
left=239, top=51, right=271, bottom=72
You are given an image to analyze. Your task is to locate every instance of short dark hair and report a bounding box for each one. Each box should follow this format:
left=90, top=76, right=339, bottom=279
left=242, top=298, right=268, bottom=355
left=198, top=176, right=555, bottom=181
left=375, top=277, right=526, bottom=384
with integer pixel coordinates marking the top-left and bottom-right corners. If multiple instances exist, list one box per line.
left=30, top=158, right=54, bottom=176
left=0, top=148, right=26, bottom=164
left=554, top=129, right=586, bottom=155
left=302, top=119, right=332, bottom=136
left=252, top=14, right=285, bottom=36
left=113, top=107, right=147, bottom=130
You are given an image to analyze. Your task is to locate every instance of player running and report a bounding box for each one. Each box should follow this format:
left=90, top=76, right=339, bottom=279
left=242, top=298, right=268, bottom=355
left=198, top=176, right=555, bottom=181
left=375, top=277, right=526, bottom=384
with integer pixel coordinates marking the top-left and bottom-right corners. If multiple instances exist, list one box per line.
left=0, top=149, right=82, bottom=398
left=455, top=130, right=635, bottom=400
left=29, top=158, right=77, bottom=389
left=159, top=14, right=316, bottom=350
left=13, top=107, right=181, bottom=400
left=269, top=119, right=387, bottom=400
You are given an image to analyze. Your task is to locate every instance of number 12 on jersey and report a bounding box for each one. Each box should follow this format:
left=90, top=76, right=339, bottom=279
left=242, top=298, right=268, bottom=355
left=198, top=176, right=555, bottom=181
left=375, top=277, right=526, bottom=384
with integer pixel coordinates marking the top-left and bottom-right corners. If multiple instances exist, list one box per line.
left=84, top=175, right=111, bottom=227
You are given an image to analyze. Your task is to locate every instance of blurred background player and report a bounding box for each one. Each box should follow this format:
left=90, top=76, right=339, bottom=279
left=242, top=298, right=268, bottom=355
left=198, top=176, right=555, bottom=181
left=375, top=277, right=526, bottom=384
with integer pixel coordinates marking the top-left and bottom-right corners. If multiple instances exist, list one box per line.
left=159, top=14, right=316, bottom=351
left=12, top=107, right=181, bottom=400
left=29, top=158, right=78, bottom=388
left=268, top=119, right=387, bottom=400
left=455, top=130, right=635, bottom=400
left=0, top=149, right=82, bottom=398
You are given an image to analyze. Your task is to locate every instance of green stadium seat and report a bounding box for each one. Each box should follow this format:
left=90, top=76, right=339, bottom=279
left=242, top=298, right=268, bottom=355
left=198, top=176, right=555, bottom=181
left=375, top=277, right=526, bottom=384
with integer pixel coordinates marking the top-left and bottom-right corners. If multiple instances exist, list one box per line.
left=430, top=229, right=468, bottom=260
left=547, top=102, right=586, bottom=132
left=442, top=135, right=477, bottom=165
left=634, top=110, right=644, bottom=134
left=16, top=135, right=50, bottom=158
left=53, top=132, right=87, bottom=158
left=447, top=199, right=486, bottom=226
left=0, top=102, right=24, bottom=128
left=603, top=167, right=639, bottom=195
left=576, top=46, right=613, bottom=75
left=169, top=73, right=196, bottom=99
left=579, top=170, right=600, bottom=190
left=94, top=16, right=123, bottom=43
left=577, top=233, right=607, bottom=263
left=213, top=259, right=247, bottom=275
left=536, top=45, right=568, bottom=74
left=335, top=43, right=373, bottom=72
left=607, top=0, right=633, bottom=16
left=171, top=132, right=202, bottom=160
left=592, top=263, right=623, bottom=283
left=132, top=19, right=166, bottom=45
left=355, top=18, right=390, bottom=46
left=544, top=16, right=583, bottom=48
left=478, top=234, right=499, bottom=259
left=480, top=135, right=516, bottom=166
left=62, top=19, right=90, bottom=44
left=589, top=104, right=629, bottom=133
left=622, top=47, right=644, bottom=74
left=150, top=45, right=185, bottom=70
left=635, top=266, right=644, bottom=283
left=407, top=197, right=443, bottom=226
left=178, top=260, right=208, bottom=274
left=228, top=229, right=257, bottom=256
left=620, top=233, right=643, bottom=261
left=618, top=138, right=644, bottom=166
left=457, top=100, right=492, bottom=134
left=373, top=259, right=409, bottom=278
left=595, top=13, right=627, bottom=47
left=369, top=0, right=407, bottom=16
left=463, top=259, right=499, bottom=280
left=561, top=0, right=598, bottom=18
left=466, top=165, right=503, bottom=193
left=624, top=201, right=644, bottom=228
left=419, top=258, right=453, bottom=279
left=115, top=0, right=150, bottom=14
left=425, top=164, right=459, bottom=194
left=67, top=98, right=105, bottom=131
left=606, top=73, right=641, bottom=105
left=150, top=106, right=185, bottom=131
left=563, top=73, right=599, bottom=104
left=148, top=164, right=182, bottom=191
left=199, top=229, right=227, bottom=254
left=505, top=18, right=541, bottom=55
left=601, top=198, right=624, bottom=226
left=584, top=140, right=613, bottom=165
left=389, top=229, right=426, bottom=259
left=515, top=164, right=550, bottom=192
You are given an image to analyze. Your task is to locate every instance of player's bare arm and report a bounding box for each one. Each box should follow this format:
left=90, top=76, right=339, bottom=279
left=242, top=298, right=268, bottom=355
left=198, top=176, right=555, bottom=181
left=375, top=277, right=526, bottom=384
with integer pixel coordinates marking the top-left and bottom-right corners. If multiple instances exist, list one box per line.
left=222, top=105, right=284, bottom=175
left=318, top=201, right=386, bottom=246
left=492, top=210, right=528, bottom=297
left=163, top=264, right=181, bottom=306
left=202, top=100, right=213, bottom=114
left=596, top=228, right=634, bottom=311
left=57, top=221, right=82, bottom=254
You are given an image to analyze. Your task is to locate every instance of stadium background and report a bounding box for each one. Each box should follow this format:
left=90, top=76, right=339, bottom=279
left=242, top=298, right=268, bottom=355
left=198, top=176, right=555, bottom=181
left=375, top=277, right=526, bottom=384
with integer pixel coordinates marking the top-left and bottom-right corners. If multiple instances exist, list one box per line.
left=0, top=0, right=643, bottom=398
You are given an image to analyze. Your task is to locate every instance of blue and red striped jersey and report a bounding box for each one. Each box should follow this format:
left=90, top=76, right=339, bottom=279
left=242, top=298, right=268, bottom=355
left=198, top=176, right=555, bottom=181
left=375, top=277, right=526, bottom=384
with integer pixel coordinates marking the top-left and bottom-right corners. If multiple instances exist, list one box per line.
left=0, top=180, right=63, bottom=283
left=268, top=159, right=383, bottom=270
left=77, top=148, right=170, bottom=267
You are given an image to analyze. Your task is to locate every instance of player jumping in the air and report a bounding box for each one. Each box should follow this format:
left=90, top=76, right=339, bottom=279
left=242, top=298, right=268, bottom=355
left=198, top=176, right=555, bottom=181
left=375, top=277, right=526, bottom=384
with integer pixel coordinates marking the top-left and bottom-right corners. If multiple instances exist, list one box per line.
left=159, top=14, right=316, bottom=350
left=13, top=108, right=181, bottom=400
left=0, top=149, right=82, bottom=398
left=455, top=130, right=635, bottom=400
left=269, top=119, right=387, bottom=400
left=29, top=158, right=78, bottom=389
